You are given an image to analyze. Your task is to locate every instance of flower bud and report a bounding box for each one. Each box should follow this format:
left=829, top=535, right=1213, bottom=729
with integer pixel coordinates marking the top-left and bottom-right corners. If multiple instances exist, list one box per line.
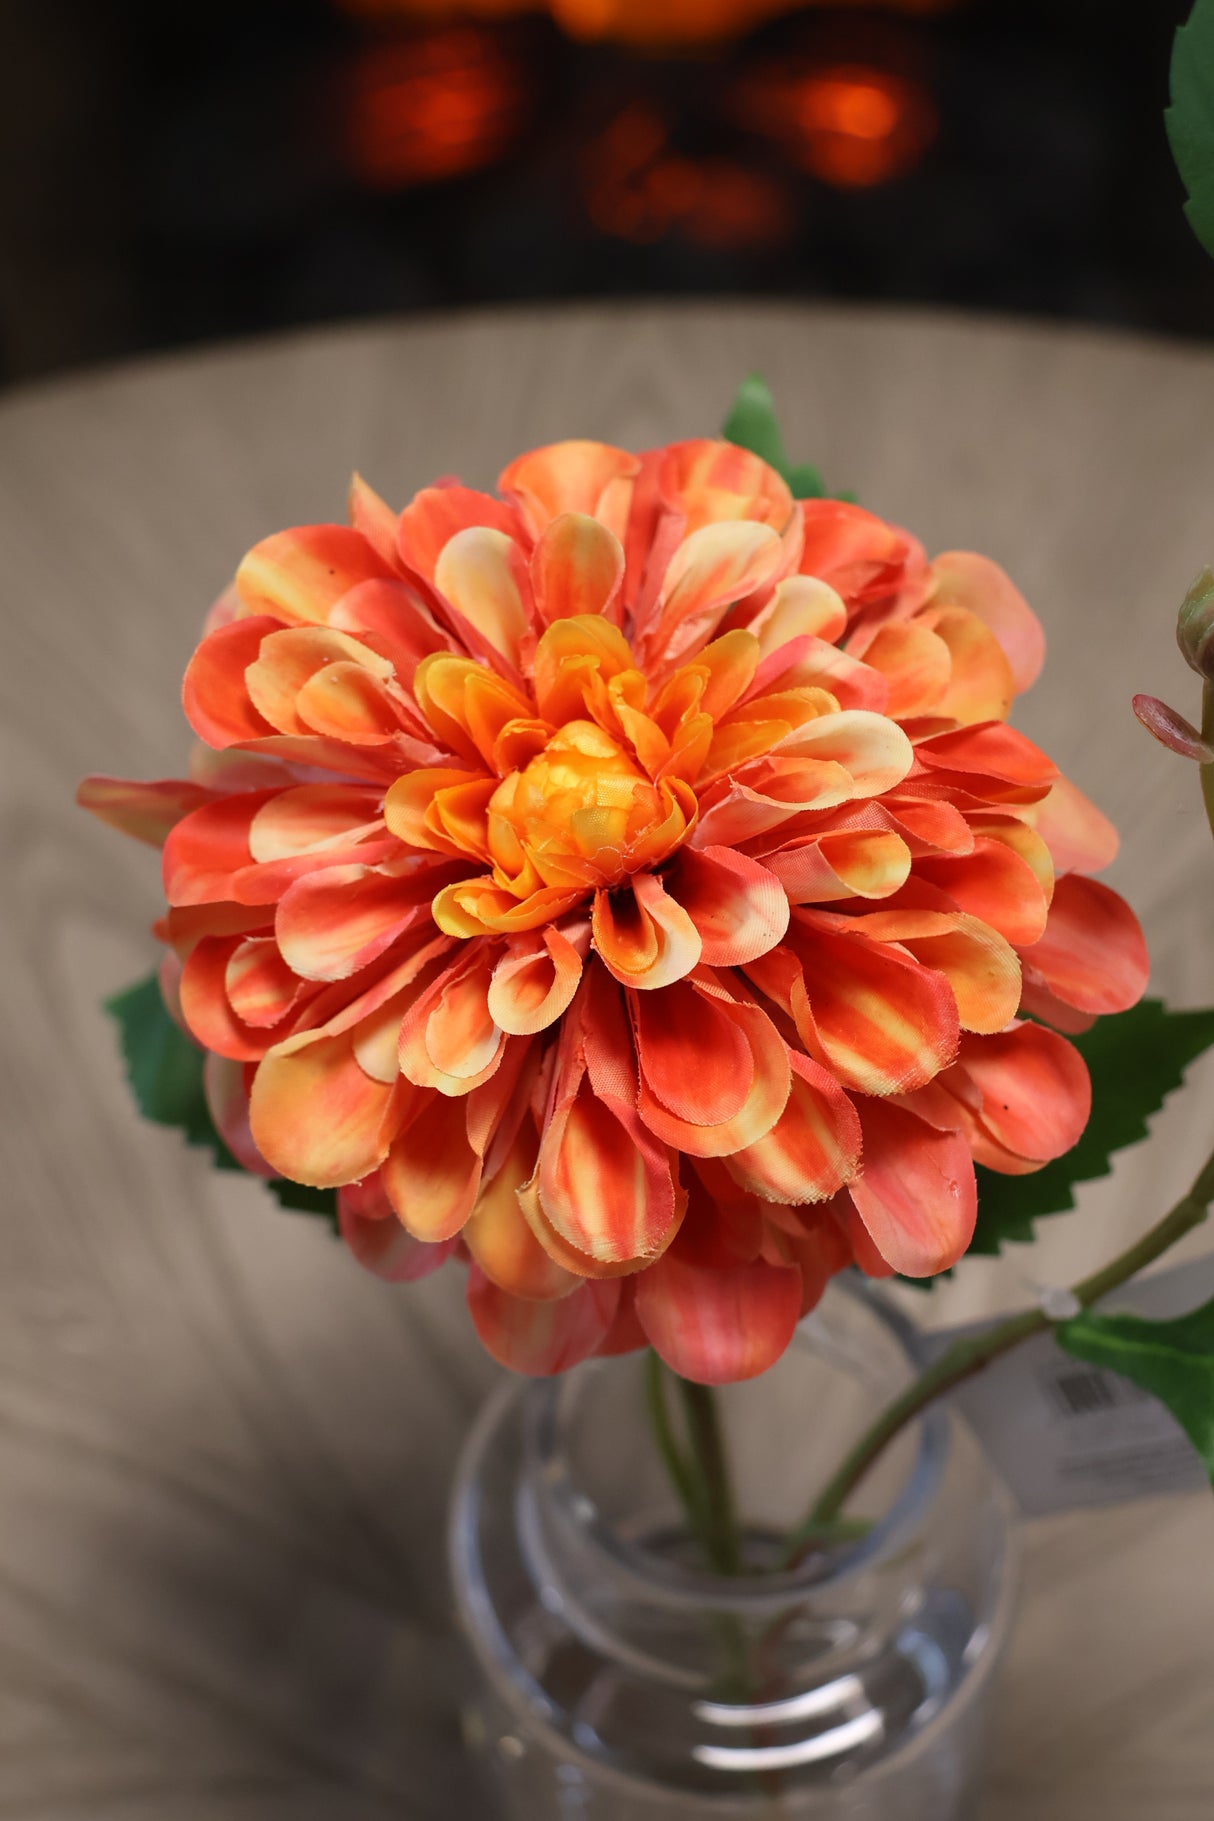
left=1176, top=567, right=1214, bottom=678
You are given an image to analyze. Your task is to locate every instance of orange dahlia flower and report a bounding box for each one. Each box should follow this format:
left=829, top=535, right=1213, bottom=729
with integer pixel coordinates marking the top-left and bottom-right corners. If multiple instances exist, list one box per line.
left=80, top=439, right=1148, bottom=1383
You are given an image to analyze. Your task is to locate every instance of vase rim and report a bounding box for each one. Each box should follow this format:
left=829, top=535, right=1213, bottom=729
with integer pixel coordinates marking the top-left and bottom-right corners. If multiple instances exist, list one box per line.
left=521, top=1275, right=949, bottom=1617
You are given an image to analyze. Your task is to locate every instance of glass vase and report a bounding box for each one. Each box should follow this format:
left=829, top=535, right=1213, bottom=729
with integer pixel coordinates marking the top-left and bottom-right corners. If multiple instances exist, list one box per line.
left=448, top=1277, right=1017, bottom=1819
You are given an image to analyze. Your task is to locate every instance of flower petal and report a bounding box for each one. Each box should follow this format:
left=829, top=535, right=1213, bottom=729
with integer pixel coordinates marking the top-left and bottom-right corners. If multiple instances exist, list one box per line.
left=538, top=1073, right=683, bottom=1265
left=847, top=1100, right=976, bottom=1276
left=1019, top=874, right=1148, bottom=1015
left=249, top=1026, right=399, bottom=1186
left=783, top=914, right=960, bottom=1096
left=77, top=776, right=216, bottom=849
left=465, top=1128, right=580, bottom=1301
left=634, top=1253, right=802, bottom=1385
left=859, top=620, right=951, bottom=720
left=500, top=440, right=640, bottom=540
left=183, top=616, right=281, bottom=747
left=531, top=512, right=625, bottom=626
left=592, top=871, right=702, bottom=990
left=914, top=835, right=1051, bottom=946
left=398, top=484, right=522, bottom=582
left=163, top=791, right=277, bottom=906
left=398, top=949, right=507, bottom=1094
left=667, top=845, right=789, bottom=965
left=338, top=1172, right=458, bottom=1282
left=633, top=976, right=791, bottom=1157
left=847, top=909, right=1021, bottom=1035
left=955, top=1023, right=1090, bottom=1164
left=646, top=520, right=786, bottom=666
left=433, top=526, right=529, bottom=668
left=236, top=526, right=393, bottom=626
left=753, top=575, right=847, bottom=652
left=1029, top=774, right=1120, bottom=875
left=203, top=1053, right=274, bottom=1175
left=725, top=1050, right=861, bottom=1205
left=929, top=550, right=1045, bottom=693
left=381, top=1092, right=483, bottom=1240
left=467, top=1269, right=621, bottom=1376
left=275, top=861, right=447, bottom=982
left=487, top=921, right=590, bottom=1035
left=918, top=605, right=1016, bottom=726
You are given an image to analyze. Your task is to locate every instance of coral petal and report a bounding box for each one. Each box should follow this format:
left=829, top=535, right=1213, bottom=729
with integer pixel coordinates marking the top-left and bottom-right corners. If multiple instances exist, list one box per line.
left=465, top=1130, right=579, bottom=1301
left=77, top=776, right=216, bottom=849
left=532, top=513, right=625, bottom=625
left=183, top=615, right=280, bottom=746
left=848, top=1100, right=976, bottom=1276
left=467, top=1270, right=620, bottom=1376
left=382, top=1093, right=482, bottom=1240
left=250, top=1027, right=395, bottom=1187
left=958, top=1023, right=1091, bottom=1163
left=398, top=485, right=521, bottom=582
left=1031, top=774, right=1120, bottom=874
left=500, top=440, right=640, bottom=540
left=669, top=845, right=790, bottom=965
left=592, top=873, right=702, bottom=991
left=487, top=923, right=589, bottom=1035
left=236, top=526, right=392, bottom=625
left=930, top=551, right=1045, bottom=692
left=434, top=527, right=529, bottom=666
left=339, top=1174, right=457, bottom=1282
left=635, top=1253, right=802, bottom=1385
left=634, top=978, right=791, bottom=1157
left=1021, top=874, right=1148, bottom=1015
left=726, top=1051, right=862, bottom=1204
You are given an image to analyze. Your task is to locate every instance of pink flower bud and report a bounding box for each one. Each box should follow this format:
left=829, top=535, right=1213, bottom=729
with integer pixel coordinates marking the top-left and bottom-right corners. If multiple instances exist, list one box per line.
left=1176, top=567, right=1214, bottom=679
left=1132, top=693, right=1214, bottom=762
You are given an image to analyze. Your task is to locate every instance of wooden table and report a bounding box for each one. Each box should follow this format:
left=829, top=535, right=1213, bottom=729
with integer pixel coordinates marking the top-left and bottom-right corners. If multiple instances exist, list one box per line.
left=2, top=303, right=1212, bottom=1818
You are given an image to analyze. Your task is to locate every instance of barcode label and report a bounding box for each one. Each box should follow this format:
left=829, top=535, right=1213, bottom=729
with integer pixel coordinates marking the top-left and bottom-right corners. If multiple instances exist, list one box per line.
left=922, top=1252, right=1214, bottom=1514
left=1044, top=1368, right=1150, bottom=1420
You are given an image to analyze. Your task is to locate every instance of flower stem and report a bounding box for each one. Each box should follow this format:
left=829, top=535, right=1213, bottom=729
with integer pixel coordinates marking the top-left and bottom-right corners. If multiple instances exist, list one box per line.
left=782, top=1141, right=1214, bottom=1564
left=644, top=1352, right=744, bottom=1577
left=676, top=1377, right=744, bottom=1577
left=1200, top=681, right=1214, bottom=843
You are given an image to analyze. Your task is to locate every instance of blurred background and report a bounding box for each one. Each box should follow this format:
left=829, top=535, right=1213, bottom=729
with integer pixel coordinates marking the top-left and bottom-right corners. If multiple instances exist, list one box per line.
left=1, top=0, right=1208, bottom=389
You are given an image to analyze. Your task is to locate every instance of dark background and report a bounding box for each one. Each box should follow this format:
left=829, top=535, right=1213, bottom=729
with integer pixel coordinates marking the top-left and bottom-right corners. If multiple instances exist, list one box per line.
left=1, top=0, right=1208, bottom=389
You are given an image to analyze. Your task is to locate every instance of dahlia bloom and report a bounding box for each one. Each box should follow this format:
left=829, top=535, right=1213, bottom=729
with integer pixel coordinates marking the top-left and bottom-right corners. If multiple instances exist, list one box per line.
left=80, top=439, right=1148, bottom=1383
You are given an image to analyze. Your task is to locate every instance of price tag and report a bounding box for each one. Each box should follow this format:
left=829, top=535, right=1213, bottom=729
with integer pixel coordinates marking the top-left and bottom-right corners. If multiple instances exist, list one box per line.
left=924, top=1254, right=1214, bottom=1515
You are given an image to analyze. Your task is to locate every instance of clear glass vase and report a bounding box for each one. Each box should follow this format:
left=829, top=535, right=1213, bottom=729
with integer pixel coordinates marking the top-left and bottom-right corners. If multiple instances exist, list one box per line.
left=448, top=1278, right=1017, bottom=1819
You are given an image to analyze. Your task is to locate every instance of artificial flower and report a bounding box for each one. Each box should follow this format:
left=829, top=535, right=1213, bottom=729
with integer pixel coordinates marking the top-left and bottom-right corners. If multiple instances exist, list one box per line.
left=80, top=439, right=1148, bottom=1382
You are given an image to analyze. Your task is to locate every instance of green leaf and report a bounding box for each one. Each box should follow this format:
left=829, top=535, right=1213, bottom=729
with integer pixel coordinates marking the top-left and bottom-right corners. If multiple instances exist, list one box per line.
left=721, top=374, right=828, bottom=500
left=1167, top=0, right=1214, bottom=259
left=970, top=998, right=1214, bottom=1256
left=1057, top=1299, right=1214, bottom=1487
left=105, top=973, right=337, bottom=1228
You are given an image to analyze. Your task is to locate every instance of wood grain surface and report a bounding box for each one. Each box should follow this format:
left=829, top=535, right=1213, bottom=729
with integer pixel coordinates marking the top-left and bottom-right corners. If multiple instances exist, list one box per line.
left=1, top=302, right=1212, bottom=1818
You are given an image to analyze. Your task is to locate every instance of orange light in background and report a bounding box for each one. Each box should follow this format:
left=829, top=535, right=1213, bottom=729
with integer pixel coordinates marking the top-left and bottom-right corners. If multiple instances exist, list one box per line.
left=735, top=60, right=936, bottom=188
left=334, top=0, right=962, bottom=51
left=584, top=104, right=792, bottom=248
left=345, top=28, right=527, bottom=190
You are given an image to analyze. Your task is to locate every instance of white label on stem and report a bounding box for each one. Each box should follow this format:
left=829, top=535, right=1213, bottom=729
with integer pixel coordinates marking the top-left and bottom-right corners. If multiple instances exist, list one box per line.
left=922, top=1253, right=1214, bottom=1515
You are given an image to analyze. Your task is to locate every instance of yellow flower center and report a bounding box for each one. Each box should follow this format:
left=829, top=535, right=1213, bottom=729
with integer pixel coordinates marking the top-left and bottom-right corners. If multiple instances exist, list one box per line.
left=487, top=719, right=672, bottom=893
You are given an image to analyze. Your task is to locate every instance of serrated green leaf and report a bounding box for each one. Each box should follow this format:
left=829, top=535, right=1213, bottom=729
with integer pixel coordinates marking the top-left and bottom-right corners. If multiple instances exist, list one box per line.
left=1057, top=1298, right=1214, bottom=1487
left=721, top=374, right=835, bottom=501
left=970, top=998, right=1214, bottom=1257
left=1167, top=0, right=1214, bottom=259
left=105, top=972, right=337, bottom=1229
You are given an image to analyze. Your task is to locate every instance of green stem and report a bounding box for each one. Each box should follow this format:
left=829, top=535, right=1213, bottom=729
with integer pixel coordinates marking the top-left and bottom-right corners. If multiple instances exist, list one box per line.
left=676, top=1377, right=744, bottom=1578
left=1200, top=681, right=1214, bottom=843
left=644, top=1353, right=745, bottom=1579
left=644, top=1348, right=700, bottom=1523
left=783, top=1141, right=1214, bottom=1564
